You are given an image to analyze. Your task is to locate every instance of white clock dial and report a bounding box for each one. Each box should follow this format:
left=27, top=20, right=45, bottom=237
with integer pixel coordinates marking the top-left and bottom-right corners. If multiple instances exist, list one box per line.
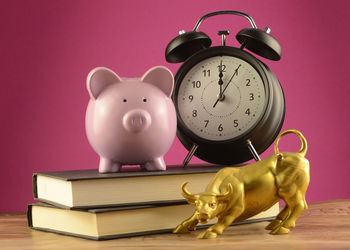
left=177, top=55, right=266, bottom=141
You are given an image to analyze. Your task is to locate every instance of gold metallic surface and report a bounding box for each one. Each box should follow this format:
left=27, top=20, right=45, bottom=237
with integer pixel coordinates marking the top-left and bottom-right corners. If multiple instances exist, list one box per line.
left=173, top=129, right=310, bottom=239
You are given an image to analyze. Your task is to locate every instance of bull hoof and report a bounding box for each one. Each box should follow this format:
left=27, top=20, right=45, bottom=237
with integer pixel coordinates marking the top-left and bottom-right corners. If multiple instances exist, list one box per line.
left=270, top=226, right=290, bottom=235
left=198, top=230, right=218, bottom=239
left=265, top=220, right=282, bottom=230
left=283, top=220, right=296, bottom=229
left=173, top=225, right=190, bottom=234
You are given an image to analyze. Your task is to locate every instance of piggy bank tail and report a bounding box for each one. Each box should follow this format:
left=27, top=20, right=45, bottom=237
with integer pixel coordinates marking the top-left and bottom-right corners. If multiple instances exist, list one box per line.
left=274, top=129, right=307, bottom=157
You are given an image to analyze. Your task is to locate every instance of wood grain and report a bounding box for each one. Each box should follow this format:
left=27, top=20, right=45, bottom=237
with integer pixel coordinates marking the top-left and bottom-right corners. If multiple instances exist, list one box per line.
left=1, top=200, right=350, bottom=249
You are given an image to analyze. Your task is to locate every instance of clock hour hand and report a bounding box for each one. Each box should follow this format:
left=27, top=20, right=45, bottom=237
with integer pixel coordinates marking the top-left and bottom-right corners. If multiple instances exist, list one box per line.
left=218, top=61, right=224, bottom=100
left=213, top=64, right=241, bottom=108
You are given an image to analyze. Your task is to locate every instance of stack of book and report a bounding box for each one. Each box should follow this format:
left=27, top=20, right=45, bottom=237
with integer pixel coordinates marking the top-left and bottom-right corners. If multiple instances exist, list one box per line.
left=27, top=165, right=279, bottom=240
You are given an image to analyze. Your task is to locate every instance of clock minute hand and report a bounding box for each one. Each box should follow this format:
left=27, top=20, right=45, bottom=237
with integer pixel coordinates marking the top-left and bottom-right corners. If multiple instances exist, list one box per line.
left=213, top=64, right=241, bottom=108
left=218, top=61, right=224, bottom=99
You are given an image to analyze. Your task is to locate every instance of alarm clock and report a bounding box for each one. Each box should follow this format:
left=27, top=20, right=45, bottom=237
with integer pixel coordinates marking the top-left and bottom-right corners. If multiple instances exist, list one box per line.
left=165, top=10, right=285, bottom=166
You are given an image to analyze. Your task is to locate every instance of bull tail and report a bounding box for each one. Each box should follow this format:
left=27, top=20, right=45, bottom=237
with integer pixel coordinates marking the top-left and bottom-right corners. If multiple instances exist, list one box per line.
left=274, top=129, right=308, bottom=157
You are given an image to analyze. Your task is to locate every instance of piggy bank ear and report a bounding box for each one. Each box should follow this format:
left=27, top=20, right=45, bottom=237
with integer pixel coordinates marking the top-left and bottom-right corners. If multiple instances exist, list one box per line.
left=87, top=67, right=121, bottom=100
left=141, top=66, right=174, bottom=97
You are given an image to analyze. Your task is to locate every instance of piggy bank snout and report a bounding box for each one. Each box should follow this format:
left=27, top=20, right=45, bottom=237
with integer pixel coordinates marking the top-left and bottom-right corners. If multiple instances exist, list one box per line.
left=122, top=109, right=152, bottom=133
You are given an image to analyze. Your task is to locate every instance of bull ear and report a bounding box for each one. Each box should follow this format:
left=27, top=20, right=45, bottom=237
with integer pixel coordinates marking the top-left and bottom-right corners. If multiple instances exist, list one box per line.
left=217, top=183, right=233, bottom=201
left=181, top=182, right=198, bottom=204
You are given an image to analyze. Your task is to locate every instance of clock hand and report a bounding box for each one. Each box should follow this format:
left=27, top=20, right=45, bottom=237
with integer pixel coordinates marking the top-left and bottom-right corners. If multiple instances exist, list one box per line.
left=218, top=61, right=224, bottom=99
left=213, top=64, right=241, bottom=108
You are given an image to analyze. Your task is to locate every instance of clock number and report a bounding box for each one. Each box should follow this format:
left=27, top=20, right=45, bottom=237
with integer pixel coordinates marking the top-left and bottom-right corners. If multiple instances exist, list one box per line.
left=203, top=70, right=211, bottom=77
left=246, top=79, right=251, bottom=86
left=249, top=93, right=254, bottom=101
left=245, top=108, right=251, bottom=116
left=218, top=124, right=223, bottom=132
left=192, top=110, right=197, bottom=117
left=188, top=95, right=194, bottom=102
left=234, top=120, right=239, bottom=127
left=217, top=64, right=226, bottom=72
left=192, top=81, right=201, bottom=88
left=204, top=120, right=209, bottom=128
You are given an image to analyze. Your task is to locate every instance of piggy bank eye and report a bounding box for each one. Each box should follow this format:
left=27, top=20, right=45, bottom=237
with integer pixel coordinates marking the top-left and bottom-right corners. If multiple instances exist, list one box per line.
left=123, top=99, right=127, bottom=103
left=143, top=98, right=147, bottom=102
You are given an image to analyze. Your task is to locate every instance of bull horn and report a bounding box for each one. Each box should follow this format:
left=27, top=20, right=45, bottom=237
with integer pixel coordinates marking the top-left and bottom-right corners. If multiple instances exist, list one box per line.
left=274, top=129, right=308, bottom=157
left=217, top=184, right=233, bottom=201
left=181, top=182, right=197, bottom=202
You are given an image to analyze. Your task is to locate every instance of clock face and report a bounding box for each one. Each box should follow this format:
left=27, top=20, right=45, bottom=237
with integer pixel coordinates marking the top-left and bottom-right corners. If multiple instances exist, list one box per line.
left=177, top=55, right=266, bottom=141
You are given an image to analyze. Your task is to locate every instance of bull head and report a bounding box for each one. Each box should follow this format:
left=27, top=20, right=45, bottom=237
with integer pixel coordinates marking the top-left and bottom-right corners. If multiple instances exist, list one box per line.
left=181, top=182, right=233, bottom=224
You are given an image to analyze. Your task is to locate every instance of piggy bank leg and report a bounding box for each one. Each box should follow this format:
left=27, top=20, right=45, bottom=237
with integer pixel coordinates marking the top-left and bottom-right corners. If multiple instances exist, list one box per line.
left=99, top=158, right=121, bottom=173
left=143, top=157, right=166, bottom=171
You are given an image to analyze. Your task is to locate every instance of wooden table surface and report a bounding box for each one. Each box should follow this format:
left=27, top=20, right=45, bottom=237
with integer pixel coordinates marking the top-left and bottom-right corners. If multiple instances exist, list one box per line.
left=0, top=200, right=349, bottom=249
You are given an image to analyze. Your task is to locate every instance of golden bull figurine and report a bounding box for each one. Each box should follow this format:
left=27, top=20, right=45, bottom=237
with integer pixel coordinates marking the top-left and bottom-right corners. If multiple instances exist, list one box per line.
left=173, top=129, right=310, bottom=239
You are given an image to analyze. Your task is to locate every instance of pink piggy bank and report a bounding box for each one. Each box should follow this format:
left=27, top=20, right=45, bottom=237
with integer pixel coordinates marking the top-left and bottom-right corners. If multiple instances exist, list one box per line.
left=85, top=66, right=177, bottom=173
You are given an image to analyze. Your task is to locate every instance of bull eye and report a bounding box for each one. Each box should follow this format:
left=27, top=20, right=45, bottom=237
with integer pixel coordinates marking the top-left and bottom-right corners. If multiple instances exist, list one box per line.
left=209, top=203, right=216, bottom=208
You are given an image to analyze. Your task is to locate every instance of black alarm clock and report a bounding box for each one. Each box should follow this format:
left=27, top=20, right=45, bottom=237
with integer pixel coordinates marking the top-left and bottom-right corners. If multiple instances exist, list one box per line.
left=165, top=10, right=285, bottom=166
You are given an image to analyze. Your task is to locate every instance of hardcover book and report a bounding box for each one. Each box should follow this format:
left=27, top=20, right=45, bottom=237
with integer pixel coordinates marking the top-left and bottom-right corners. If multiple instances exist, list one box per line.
left=28, top=202, right=279, bottom=240
left=33, top=164, right=231, bottom=208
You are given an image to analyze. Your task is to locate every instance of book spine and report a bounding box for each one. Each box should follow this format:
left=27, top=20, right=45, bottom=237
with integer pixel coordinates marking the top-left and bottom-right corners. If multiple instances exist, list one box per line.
left=27, top=204, right=33, bottom=227
left=32, top=174, right=38, bottom=199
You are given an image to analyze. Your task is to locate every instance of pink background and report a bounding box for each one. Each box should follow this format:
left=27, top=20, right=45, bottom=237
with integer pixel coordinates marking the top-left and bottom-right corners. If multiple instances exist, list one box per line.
left=1, top=0, right=350, bottom=212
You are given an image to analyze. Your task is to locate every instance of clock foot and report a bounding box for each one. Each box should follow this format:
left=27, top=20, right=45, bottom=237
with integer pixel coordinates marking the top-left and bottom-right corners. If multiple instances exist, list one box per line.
left=182, top=144, right=198, bottom=167
left=246, top=140, right=261, bottom=161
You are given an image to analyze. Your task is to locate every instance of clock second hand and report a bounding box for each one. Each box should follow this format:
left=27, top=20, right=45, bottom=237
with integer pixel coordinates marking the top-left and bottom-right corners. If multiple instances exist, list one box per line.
left=213, top=64, right=241, bottom=108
